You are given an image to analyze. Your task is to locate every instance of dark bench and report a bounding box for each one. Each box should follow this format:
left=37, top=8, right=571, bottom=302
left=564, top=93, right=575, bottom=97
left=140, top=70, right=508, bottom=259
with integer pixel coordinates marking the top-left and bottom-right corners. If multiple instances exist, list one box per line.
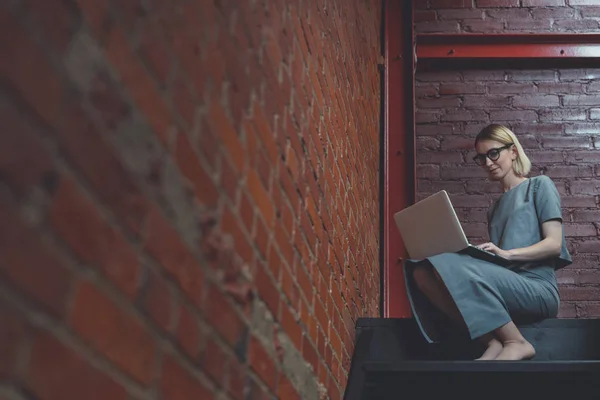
left=344, top=318, right=600, bottom=400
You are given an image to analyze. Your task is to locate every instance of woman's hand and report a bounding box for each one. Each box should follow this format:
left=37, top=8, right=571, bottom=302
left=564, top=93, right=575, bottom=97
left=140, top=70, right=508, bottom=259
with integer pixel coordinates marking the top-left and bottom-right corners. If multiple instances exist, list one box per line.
left=477, top=242, right=512, bottom=260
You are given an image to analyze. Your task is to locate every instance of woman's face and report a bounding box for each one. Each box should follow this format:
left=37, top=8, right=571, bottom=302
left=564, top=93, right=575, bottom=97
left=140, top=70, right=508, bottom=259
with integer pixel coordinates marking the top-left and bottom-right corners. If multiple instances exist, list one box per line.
left=474, top=139, right=517, bottom=181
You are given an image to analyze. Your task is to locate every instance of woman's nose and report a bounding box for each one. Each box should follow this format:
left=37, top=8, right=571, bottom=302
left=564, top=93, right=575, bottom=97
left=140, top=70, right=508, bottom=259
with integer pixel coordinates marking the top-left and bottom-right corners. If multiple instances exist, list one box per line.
left=485, top=157, right=494, bottom=167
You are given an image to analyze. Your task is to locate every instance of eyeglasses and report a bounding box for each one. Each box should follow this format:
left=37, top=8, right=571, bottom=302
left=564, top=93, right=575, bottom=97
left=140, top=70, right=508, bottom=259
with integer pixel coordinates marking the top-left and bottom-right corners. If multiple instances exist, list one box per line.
left=473, top=143, right=514, bottom=166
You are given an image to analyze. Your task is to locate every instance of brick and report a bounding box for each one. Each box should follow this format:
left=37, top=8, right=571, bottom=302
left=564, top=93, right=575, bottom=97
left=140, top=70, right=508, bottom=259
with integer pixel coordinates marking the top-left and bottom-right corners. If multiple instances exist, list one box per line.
left=441, top=136, right=476, bottom=150
left=463, top=70, right=506, bottom=81
left=542, top=136, right=591, bottom=149
left=591, top=109, right=600, bottom=120
left=160, top=356, right=212, bottom=400
left=522, top=0, right=565, bottom=4
left=415, top=21, right=461, bottom=33
left=143, top=206, right=205, bottom=306
left=561, top=196, right=597, bottom=208
left=510, top=123, right=563, bottom=135
left=417, top=165, right=440, bottom=179
left=414, top=10, right=437, bottom=22
left=463, top=95, right=510, bottom=109
left=559, top=69, right=600, bottom=81
left=28, top=330, right=129, bottom=400
left=510, top=70, right=556, bottom=82
left=590, top=82, right=600, bottom=92
left=539, top=109, right=588, bottom=122
left=462, top=20, right=506, bottom=32
left=559, top=285, right=600, bottom=301
left=526, top=150, right=564, bottom=164
left=564, top=223, right=597, bottom=237
left=430, top=0, right=474, bottom=7
left=417, top=151, right=463, bottom=164
left=24, top=0, right=78, bottom=52
left=564, top=123, right=600, bottom=134
left=200, top=335, right=228, bottom=384
left=438, top=9, right=485, bottom=19
left=416, top=124, right=454, bottom=136
left=486, top=9, right=532, bottom=20
left=105, top=25, right=173, bottom=144
left=416, top=97, right=462, bottom=109
left=277, top=375, right=300, bottom=400
left=249, top=336, right=277, bottom=389
left=70, top=280, right=156, bottom=383
left=176, top=303, right=201, bottom=358
left=537, top=82, right=584, bottom=94
left=441, top=166, right=487, bottom=179
left=0, top=195, right=71, bottom=317
left=566, top=151, right=600, bottom=163
left=0, top=9, right=63, bottom=130
left=175, top=133, right=219, bottom=207
left=545, top=165, right=593, bottom=178
left=439, top=83, right=485, bottom=95
left=204, top=285, right=246, bottom=348
left=171, top=78, right=197, bottom=129
left=255, top=263, right=280, bottom=318
left=554, top=19, right=600, bottom=31
left=50, top=177, right=140, bottom=297
left=142, top=269, right=175, bottom=333
left=442, top=110, right=489, bottom=122
left=572, top=210, right=600, bottom=223
left=139, top=25, right=171, bottom=86
left=57, top=105, right=150, bottom=235
left=73, top=0, right=110, bottom=38
left=578, top=240, right=600, bottom=253
left=0, top=302, right=26, bottom=379
left=416, top=111, right=442, bottom=123
left=0, top=100, right=55, bottom=195
left=512, top=95, right=560, bottom=108
left=450, top=194, right=490, bottom=208
left=477, top=0, right=520, bottom=7
left=247, top=169, right=276, bottom=227
left=563, top=95, right=600, bottom=106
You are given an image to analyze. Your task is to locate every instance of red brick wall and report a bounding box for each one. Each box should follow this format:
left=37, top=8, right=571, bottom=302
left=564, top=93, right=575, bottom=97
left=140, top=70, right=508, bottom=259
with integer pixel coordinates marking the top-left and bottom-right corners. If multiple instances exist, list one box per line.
left=0, top=1, right=381, bottom=399
left=415, top=68, right=600, bottom=318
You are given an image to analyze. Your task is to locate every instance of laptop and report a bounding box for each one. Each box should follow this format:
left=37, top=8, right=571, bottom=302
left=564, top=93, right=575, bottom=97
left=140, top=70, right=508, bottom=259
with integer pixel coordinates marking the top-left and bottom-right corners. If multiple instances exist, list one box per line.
left=393, top=190, right=511, bottom=267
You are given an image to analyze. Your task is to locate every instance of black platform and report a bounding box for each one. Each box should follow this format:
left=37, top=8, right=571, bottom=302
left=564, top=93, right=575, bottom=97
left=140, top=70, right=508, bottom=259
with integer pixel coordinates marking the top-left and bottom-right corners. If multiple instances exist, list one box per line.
left=343, top=318, right=600, bottom=400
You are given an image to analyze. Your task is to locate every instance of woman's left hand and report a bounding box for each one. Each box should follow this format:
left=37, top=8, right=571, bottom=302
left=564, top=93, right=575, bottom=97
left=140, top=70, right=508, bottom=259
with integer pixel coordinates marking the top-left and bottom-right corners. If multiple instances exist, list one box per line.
left=478, top=242, right=512, bottom=260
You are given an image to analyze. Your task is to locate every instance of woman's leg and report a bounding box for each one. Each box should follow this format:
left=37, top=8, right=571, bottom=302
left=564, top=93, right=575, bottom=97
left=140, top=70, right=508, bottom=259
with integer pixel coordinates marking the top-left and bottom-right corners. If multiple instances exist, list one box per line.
left=475, top=333, right=503, bottom=361
left=492, top=321, right=535, bottom=360
left=412, top=264, right=465, bottom=327
left=413, top=264, right=507, bottom=360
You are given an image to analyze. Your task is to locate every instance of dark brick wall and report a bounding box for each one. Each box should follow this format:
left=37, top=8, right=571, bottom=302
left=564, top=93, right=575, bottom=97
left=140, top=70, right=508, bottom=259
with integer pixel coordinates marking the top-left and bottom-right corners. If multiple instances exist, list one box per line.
left=415, top=67, right=600, bottom=318
left=0, top=1, right=381, bottom=399
left=415, top=0, right=600, bottom=33
left=414, top=0, right=600, bottom=319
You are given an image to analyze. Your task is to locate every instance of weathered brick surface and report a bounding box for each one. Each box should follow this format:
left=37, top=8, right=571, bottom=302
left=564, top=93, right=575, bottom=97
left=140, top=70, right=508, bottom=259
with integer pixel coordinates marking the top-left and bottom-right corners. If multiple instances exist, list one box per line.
left=416, top=0, right=600, bottom=32
left=0, top=1, right=381, bottom=399
left=416, top=66, right=600, bottom=318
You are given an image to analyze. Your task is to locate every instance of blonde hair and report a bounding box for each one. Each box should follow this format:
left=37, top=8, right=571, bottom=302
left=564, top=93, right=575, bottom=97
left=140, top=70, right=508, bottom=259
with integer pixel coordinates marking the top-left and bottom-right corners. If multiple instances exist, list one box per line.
left=475, top=124, right=531, bottom=176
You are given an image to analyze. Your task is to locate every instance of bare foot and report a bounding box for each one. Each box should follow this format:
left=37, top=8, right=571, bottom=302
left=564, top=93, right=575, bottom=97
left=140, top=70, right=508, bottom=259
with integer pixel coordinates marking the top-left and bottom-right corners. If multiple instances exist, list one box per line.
left=475, top=338, right=503, bottom=360
left=494, top=340, right=535, bottom=361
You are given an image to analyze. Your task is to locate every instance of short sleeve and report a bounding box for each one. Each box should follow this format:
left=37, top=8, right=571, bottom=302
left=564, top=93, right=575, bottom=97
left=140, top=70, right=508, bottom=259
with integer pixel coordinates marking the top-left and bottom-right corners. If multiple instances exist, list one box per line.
left=534, top=176, right=563, bottom=223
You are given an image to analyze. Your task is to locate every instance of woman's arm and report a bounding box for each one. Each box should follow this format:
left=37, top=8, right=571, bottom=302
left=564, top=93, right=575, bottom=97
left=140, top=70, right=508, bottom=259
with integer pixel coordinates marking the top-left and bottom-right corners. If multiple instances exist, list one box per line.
left=479, top=220, right=563, bottom=262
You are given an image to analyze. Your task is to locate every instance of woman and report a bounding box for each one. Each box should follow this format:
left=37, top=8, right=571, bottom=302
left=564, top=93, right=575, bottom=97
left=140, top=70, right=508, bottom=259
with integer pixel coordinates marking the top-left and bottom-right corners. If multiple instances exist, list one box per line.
left=405, top=124, right=572, bottom=361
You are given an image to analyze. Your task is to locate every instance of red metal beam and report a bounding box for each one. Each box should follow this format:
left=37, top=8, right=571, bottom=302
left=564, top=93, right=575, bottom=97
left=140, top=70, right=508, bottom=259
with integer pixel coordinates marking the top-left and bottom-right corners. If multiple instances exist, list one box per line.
left=383, top=0, right=415, bottom=318
left=417, top=34, right=600, bottom=59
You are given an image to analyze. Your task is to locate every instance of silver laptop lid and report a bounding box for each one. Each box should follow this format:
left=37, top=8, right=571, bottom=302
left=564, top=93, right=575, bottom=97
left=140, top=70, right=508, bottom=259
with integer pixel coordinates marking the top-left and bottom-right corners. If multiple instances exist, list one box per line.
left=393, top=190, right=470, bottom=260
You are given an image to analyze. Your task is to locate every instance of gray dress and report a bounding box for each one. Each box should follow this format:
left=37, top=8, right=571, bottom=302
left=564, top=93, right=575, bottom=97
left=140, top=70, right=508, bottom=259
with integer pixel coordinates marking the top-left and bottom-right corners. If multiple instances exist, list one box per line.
left=404, top=175, right=573, bottom=343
